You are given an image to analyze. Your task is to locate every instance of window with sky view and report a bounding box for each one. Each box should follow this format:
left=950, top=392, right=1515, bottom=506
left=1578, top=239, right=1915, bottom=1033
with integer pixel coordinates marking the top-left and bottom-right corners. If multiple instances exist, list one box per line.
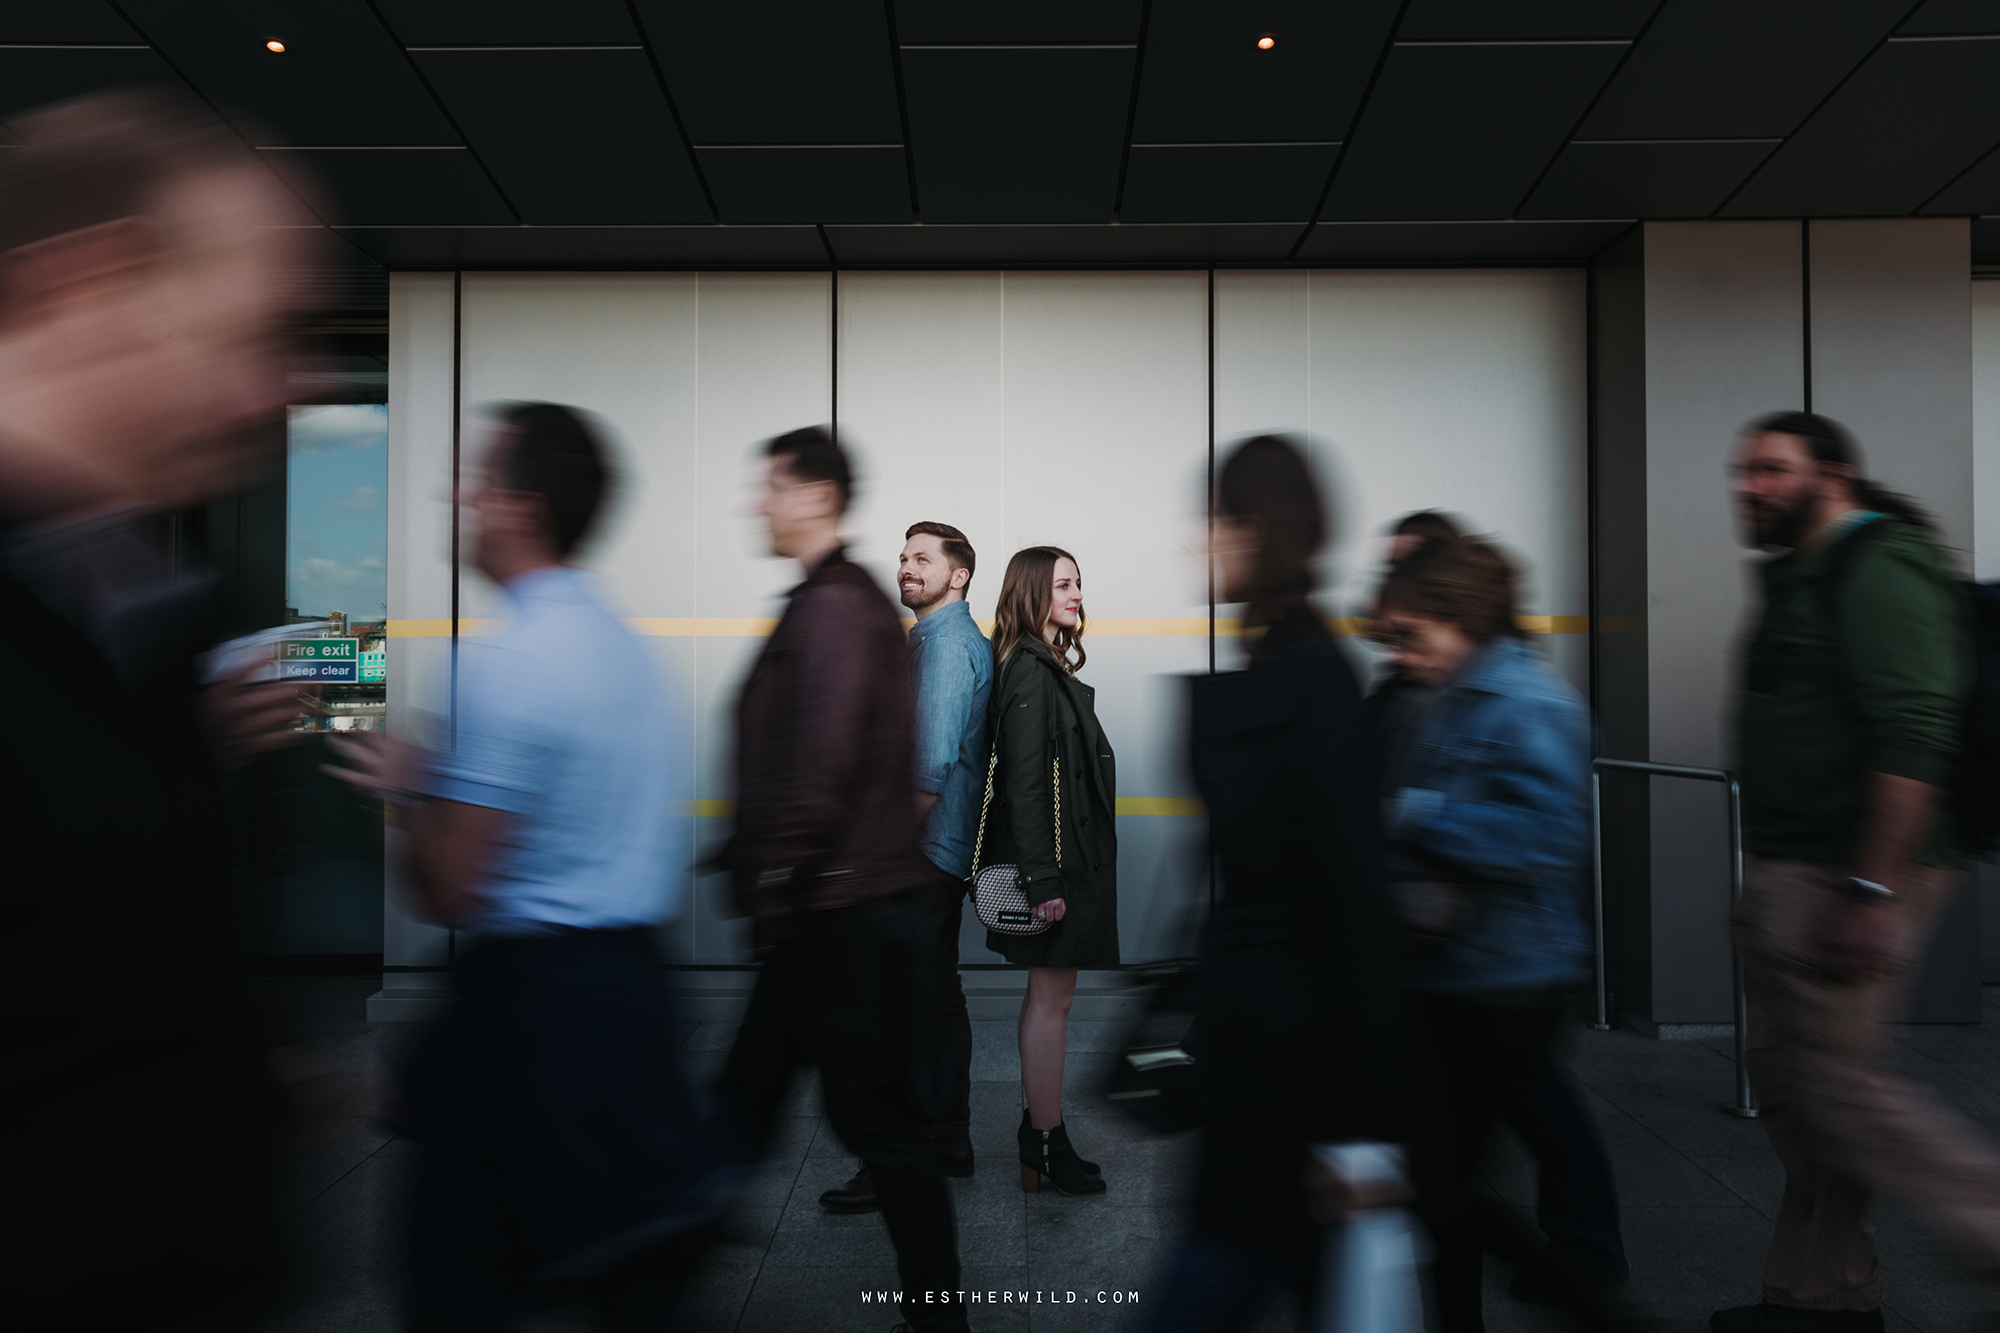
left=286, top=403, right=388, bottom=620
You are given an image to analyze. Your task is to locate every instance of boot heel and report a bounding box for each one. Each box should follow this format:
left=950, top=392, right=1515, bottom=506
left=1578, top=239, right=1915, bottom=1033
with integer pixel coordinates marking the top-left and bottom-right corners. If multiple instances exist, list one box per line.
left=1020, top=1164, right=1042, bottom=1193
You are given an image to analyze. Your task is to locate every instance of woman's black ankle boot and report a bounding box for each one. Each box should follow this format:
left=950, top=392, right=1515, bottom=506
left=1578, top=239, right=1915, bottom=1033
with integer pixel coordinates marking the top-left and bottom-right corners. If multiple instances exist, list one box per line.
left=1017, top=1108, right=1101, bottom=1176
left=1018, top=1111, right=1107, bottom=1196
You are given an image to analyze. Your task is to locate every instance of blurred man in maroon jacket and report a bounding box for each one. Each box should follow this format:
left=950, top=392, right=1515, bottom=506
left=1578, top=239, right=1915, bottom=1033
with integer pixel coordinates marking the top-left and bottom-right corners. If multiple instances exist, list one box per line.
left=710, top=426, right=966, bottom=1333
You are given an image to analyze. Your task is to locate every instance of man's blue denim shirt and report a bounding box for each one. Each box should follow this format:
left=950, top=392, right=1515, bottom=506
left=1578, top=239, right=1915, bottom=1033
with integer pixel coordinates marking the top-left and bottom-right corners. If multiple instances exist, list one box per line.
left=1386, top=635, right=1592, bottom=993
left=908, top=599, right=993, bottom=879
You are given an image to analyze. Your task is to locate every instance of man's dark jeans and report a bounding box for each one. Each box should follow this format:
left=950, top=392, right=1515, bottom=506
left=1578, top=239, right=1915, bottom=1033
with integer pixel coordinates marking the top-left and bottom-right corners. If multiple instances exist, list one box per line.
left=709, top=894, right=966, bottom=1333
left=909, top=860, right=973, bottom=1137
left=1506, top=1051, right=1629, bottom=1280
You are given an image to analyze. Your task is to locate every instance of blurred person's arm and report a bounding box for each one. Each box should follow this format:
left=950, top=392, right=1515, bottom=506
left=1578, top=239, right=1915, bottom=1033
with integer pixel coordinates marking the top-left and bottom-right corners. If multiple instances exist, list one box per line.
left=323, top=732, right=511, bottom=926
left=1820, top=540, right=1963, bottom=980
left=743, top=585, right=880, bottom=886
left=910, top=632, right=977, bottom=823
left=199, top=662, right=310, bottom=771
left=1384, top=692, right=1590, bottom=885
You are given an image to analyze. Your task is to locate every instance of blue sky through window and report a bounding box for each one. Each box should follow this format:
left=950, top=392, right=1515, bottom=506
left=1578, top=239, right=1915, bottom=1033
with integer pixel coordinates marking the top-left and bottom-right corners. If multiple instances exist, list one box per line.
left=287, top=404, right=388, bottom=620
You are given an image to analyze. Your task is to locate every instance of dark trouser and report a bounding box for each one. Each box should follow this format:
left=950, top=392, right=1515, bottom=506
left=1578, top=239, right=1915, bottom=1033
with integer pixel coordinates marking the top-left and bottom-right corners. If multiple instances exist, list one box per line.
left=1413, top=988, right=1564, bottom=1333
left=1140, top=1235, right=1316, bottom=1333
left=710, top=895, right=965, bottom=1333
left=402, top=928, right=714, bottom=1333
left=908, top=860, right=973, bottom=1136
left=1505, top=1050, right=1629, bottom=1280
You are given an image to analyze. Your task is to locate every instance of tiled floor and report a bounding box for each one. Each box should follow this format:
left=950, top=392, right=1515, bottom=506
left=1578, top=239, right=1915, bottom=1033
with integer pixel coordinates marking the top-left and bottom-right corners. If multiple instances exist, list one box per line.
left=266, top=979, right=2000, bottom=1332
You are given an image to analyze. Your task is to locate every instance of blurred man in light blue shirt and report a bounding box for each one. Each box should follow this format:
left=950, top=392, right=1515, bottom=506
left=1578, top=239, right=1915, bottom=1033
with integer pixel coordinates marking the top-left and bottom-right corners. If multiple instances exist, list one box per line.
left=330, top=403, right=709, bottom=1331
left=818, top=520, right=991, bottom=1214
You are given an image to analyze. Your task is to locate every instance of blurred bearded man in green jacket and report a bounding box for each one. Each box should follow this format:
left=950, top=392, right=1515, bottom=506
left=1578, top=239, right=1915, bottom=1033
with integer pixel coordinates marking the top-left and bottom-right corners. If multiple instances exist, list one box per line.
left=1713, top=411, right=2000, bottom=1333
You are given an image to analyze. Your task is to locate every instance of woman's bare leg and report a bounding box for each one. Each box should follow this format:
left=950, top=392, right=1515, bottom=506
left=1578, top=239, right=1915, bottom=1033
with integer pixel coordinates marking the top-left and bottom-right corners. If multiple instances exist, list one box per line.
left=1020, top=965, right=1079, bottom=1130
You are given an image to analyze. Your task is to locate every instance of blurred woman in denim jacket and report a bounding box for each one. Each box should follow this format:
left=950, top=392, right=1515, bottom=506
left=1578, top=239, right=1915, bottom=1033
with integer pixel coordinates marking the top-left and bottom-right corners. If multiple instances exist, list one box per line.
left=1370, top=536, right=1591, bottom=1333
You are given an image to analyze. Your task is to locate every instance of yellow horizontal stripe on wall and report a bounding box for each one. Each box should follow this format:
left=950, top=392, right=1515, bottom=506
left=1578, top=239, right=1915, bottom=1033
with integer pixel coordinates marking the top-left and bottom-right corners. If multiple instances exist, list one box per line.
left=1116, top=797, right=1205, bottom=816
left=391, top=614, right=1591, bottom=639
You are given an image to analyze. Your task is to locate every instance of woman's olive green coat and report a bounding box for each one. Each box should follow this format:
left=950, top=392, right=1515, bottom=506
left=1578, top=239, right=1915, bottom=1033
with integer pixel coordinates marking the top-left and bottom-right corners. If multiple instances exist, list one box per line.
left=975, top=640, right=1119, bottom=967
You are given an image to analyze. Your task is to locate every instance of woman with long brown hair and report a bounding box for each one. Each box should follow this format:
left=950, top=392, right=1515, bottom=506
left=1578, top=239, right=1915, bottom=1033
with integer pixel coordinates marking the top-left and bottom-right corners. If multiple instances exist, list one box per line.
left=978, top=545, right=1118, bottom=1196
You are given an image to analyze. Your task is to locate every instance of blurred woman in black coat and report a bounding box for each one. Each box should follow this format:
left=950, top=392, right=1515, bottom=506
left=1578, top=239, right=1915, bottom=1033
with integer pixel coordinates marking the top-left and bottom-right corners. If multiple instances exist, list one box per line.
left=1143, top=435, right=1410, bottom=1331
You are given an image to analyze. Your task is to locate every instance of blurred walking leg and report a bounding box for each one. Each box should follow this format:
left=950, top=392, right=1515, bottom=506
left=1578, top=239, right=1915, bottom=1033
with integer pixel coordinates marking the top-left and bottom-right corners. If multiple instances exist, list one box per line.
left=1506, top=1051, right=1629, bottom=1282
left=1736, top=859, right=2000, bottom=1316
left=1415, top=989, right=1563, bottom=1333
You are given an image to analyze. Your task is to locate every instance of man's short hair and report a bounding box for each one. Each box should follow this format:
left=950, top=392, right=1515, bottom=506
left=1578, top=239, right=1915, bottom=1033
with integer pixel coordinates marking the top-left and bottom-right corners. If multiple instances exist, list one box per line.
left=766, top=425, right=853, bottom=512
left=1390, top=509, right=1464, bottom=547
left=496, top=402, right=613, bottom=558
left=905, top=521, right=976, bottom=591
left=0, top=89, right=252, bottom=259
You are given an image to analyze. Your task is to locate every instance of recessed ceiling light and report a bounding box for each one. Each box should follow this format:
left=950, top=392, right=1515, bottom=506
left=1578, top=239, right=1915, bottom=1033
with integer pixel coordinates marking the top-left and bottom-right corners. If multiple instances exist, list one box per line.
left=1256, top=35, right=1276, bottom=50
left=265, top=39, right=286, bottom=53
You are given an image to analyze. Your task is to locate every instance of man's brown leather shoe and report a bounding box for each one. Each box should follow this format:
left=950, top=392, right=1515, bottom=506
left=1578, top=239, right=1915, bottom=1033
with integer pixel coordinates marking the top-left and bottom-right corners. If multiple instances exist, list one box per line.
left=818, top=1165, right=880, bottom=1214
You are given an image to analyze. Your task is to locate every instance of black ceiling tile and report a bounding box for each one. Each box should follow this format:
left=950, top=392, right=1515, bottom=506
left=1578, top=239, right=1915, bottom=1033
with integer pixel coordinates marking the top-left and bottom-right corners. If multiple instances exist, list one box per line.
left=119, top=0, right=460, bottom=145
left=1119, top=143, right=1336, bottom=222
left=0, top=47, right=184, bottom=119
left=261, top=148, right=514, bottom=224
left=1322, top=44, right=1625, bottom=221
left=0, top=1, right=140, bottom=43
left=1400, top=0, right=1659, bottom=40
left=413, top=50, right=708, bottom=224
left=902, top=48, right=1131, bottom=222
left=373, top=0, right=639, bottom=45
left=1519, top=140, right=1776, bottom=219
left=635, top=0, right=900, bottom=145
left=1579, top=0, right=1910, bottom=139
left=1131, top=0, right=1399, bottom=144
left=333, top=224, right=829, bottom=266
left=1924, top=144, right=2000, bottom=214
left=697, top=147, right=909, bottom=223
left=1974, top=217, right=2000, bottom=262
left=1295, top=219, right=1630, bottom=262
left=893, top=1, right=1141, bottom=43
left=822, top=222, right=1299, bottom=264
left=1899, top=1, right=2000, bottom=34
left=1722, top=40, right=2000, bottom=216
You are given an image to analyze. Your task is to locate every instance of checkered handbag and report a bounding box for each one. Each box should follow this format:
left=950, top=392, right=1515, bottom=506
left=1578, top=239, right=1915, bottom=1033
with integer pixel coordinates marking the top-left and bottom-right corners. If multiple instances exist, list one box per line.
left=967, top=749, right=1058, bottom=936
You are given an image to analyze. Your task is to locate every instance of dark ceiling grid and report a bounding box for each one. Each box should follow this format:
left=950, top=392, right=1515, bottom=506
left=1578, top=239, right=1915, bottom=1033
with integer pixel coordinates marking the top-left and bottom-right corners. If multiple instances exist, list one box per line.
left=1505, top=1, right=1663, bottom=217
left=1578, top=0, right=1918, bottom=141
left=880, top=0, right=923, bottom=223
left=1398, top=0, right=1658, bottom=40
left=892, top=1, right=1142, bottom=43
left=2, top=1, right=140, bottom=43
left=1285, top=0, right=1415, bottom=260
left=898, top=45, right=1136, bottom=223
left=1897, top=0, right=2000, bottom=33
left=1108, top=0, right=1154, bottom=219
left=1720, top=27, right=2000, bottom=217
left=411, top=49, right=712, bottom=224
left=372, top=0, right=642, bottom=45
left=619, top=0, right=721, bottom=225
left=1318, top=41, right=1629, bottom=222
left=1923, top=138, right=2000, bottom=214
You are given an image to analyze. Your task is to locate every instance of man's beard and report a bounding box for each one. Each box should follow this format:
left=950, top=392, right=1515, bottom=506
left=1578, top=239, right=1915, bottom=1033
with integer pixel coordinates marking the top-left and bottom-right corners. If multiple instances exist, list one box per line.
left=1745, top=490, right=1816, bottom=549
left=899, top=576, right=946, bottom=612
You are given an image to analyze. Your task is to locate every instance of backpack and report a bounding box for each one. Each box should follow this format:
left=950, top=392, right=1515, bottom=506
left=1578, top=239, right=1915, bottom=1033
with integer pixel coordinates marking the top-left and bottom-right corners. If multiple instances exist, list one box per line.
left=1821, top=518, right=2000, bottom=858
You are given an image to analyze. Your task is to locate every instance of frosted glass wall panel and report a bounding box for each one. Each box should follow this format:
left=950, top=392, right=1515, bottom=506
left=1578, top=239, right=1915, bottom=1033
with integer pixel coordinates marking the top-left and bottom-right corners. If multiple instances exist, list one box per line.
left=839, top=272, right=1211, bottom=962
left=1215, top=269, right=1589, bottom=693
left=384, top=273, right=457, bottom=968
left=446, top=272, right=831, bottom=963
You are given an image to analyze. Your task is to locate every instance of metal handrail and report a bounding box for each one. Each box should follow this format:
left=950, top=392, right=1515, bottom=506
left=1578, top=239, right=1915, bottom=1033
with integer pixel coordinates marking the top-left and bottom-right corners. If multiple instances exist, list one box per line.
left=1590, top=758, right=1758, bottom=1119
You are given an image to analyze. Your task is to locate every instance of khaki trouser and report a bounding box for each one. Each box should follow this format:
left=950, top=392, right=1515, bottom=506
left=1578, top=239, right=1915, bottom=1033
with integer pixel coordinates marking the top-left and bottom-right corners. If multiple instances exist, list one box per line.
left=1734, top=856, right=2000, bottom=1310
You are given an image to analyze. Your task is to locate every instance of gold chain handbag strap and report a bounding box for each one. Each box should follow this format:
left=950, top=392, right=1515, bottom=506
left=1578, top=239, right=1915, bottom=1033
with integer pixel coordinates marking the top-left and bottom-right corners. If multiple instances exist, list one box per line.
left=968, top=749, right=999, bottom=878
left=965, top=750, right=1064, bottom=877
left=1052, top=757, right=1061, bottom=867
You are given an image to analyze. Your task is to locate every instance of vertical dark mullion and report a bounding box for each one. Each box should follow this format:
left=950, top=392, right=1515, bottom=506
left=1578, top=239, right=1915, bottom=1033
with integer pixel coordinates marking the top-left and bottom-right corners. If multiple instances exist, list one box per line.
left=1801, top=219, right=1813, bottom=412
left=447, top=270, right=462, bottom=970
